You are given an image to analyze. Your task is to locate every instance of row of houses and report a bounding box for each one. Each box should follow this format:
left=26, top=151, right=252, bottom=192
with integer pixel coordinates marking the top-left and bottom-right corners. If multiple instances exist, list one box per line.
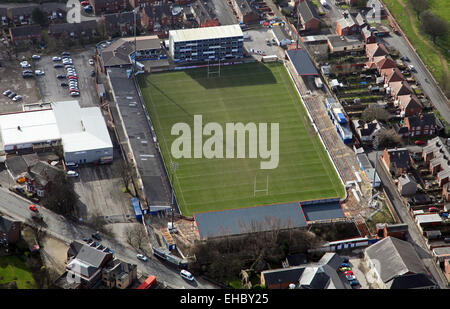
left=0, top=3, right=65, bottom=26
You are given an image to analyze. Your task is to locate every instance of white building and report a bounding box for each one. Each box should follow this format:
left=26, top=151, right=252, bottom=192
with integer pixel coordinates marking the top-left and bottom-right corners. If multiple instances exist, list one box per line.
left=0, top=101, right=113, bottom=164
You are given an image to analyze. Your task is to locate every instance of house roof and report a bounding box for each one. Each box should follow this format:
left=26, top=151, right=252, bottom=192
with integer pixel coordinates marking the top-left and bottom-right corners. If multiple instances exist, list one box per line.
left=318, top=252, right=343, bottom=270
left=297, top=0, right=320, bottom=23
left=75, top=244, right=111, bottom=268
left=49, top=20, right=97, bottom=35
left=382, top=67, right=404, bottom=83
left=398, top=174, right=417, bottom=186
left=389, top=273, right=436, bottom=289
left=397, top=94, right=422, bottom=110
left=0, top=214, right=19, bottom=235
left=169, top=24, right=242, bottom=43
left=5, top=156, right=28, bottom=178
left=29, top=161, right=63, bottom=186
left=385, top=148, right=410, bottom=169
left=7, top=6, right=36, bottom=17
left=327, top=35, right=363, bottom=48
left=366, top=42, right=388, bottom=58
left=299, top=266, right=330, bottom=289
left=262, top=265, right=305, bottom=286
left=300, top=198, right=345, bottom=222
left=336, top=10, right=357, bottom=29
left=365, top=236, right=428, bottom=283
left=9, top=24, right=42, bottom=37
left=375, top=56, right=396, bottom=71
left=355, top=13, right=366, bottom=27
left=415, top=213, right=443, bottom=225
left=390, top=80, right=413, bottom=96
left=271, top=25, right=290, bottom=42
left=68, top=240, right=85, bottom=258
left=385, top=223, right=408, bottom=233
left=405, top=114, right=436, bottom=128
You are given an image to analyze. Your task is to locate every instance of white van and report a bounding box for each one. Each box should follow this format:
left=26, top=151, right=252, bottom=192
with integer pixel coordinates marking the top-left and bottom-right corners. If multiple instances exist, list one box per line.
left=180, top=270, right=194, bottom=281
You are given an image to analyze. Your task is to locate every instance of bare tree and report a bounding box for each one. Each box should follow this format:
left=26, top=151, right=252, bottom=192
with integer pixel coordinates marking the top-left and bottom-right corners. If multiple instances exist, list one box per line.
left=420, top=10, right=449, bottom=44
left=124, top=224, right=147, bottom=250
left=409, top=0, right=429, bottom=19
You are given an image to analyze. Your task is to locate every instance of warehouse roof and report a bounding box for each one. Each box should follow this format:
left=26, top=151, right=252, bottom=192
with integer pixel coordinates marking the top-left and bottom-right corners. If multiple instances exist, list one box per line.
left=52, top=101, right=113, bottom=153
left=0, top=109, right=60, bottom=148
left=194, top=202, right=307, bottom=239
left=286, top=49, right=318, bottom=76
left=169, top=24, right=243, bottom=42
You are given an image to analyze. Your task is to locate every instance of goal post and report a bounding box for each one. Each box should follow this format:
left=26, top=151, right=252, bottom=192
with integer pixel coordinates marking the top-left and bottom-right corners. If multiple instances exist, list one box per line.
left=254, top=175, right=269, bottom=196
left=207, top=58, right=221, bottom=79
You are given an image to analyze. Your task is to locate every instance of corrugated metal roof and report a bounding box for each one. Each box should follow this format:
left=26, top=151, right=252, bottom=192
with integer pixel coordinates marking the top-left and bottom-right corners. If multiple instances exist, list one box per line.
left=286, top=49, right=318, bottom=76
left=194, top=202, right=307, bottom=239
left=300, top=198, right=345, bottom=222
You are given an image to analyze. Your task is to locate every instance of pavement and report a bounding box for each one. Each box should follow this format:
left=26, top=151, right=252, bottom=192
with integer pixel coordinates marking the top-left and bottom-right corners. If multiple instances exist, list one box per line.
left=0, top=187, right=217, bottom=289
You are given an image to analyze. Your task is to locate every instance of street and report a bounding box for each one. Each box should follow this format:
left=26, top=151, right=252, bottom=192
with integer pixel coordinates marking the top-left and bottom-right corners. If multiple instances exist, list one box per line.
left=0, top=187, right=217, bottom=289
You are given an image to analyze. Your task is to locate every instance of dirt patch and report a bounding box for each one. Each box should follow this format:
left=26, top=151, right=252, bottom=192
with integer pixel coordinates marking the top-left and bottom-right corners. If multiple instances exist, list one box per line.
left=40, top=236, right=68, bottom=274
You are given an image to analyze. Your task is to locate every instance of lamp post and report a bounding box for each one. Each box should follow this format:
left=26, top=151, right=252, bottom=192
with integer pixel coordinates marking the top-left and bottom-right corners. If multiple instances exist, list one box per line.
left=132, top=7, right=139, bottom=73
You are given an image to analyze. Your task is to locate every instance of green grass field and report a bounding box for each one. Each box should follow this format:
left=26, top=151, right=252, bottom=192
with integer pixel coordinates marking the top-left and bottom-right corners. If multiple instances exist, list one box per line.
left=381, top=0, right=449, bottom=91
left=0, top=256, right=36, bottom=289
left=138, top=62, right=345, bottom=216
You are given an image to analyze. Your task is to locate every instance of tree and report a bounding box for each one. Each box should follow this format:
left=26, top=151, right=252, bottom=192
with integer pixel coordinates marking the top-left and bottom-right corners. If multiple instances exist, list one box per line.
left=420, top=10, right=449, bottom=44
left=124, top=224, right=147, bottom=250
left=375, top=128, right=401, bottom=149
left=31, top=8, right=47, bottom=26
left=42, top=173, right=76, bottom=217
left=361, top=105, right=391, bottom=123
left=409, top=0, right=429, bottom=19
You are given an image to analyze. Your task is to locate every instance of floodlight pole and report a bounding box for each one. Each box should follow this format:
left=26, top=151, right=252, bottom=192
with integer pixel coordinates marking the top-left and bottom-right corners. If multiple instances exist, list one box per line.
left=170, top=161, right=178, bottom=227
left=133, top=7, right=139, bottom=73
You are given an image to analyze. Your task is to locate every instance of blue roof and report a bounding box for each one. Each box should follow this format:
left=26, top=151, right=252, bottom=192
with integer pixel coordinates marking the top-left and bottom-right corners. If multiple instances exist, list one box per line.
left=300, top=198, right=345, bottom=222
left=194, top=202, right=307, bottom=239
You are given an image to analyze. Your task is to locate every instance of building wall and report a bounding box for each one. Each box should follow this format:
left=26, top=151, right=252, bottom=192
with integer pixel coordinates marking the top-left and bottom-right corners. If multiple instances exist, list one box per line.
left=170, top=32, right=244, bottom=63
left=64, top=146, right=113, bottom=164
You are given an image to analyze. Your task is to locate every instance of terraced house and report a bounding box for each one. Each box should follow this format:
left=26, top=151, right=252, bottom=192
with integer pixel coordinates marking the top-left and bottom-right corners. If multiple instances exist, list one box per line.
left=89, top=0, right=128, bottom=15
left=102, top=11, right=139, bottom=37
left=48, top=20, right=98, bottom=39
left=9, top=24, right=42, bottom=46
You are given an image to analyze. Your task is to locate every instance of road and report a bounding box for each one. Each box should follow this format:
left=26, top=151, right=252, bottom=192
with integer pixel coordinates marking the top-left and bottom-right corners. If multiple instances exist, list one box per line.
left=210, top=0, right=236, bottom=25
left=367, top=152, right=449, bottom=288
left=0, top=187, right=217, bottom=289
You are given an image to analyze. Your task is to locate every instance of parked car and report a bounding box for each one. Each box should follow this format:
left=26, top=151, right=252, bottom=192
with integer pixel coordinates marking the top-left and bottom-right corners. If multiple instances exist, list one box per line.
left=349, top=279, right=360, bottom=287
left=65, top=162, right=78, bottom=168
left=408, top=64, right=416, bottom=72
left=89, top=59, right=94, bottom=65
left=61, top=82, right=68, bottom=87
left=54, top=63, right=63, bottom=68
left=344, top=270, right=354, bottom=276
left=68, top=76, right=78, bottom=80
left=428, top=207, right=439, bottom=212
left=400, top=56, right=410, bottom=62
left=29, top=204, right=38, bottom=212
left=57, top=74, right=66, bottom=79
left=137, top=254, right=148, bottom=262
left=345, top=274, right=356, bottom=281
left=339, top=267, right=351, bottom=272
left=90, top=70, right=95, bottom=77
left=92, top=231, right=101, bottom=240
left=414, top=139, right=425, bottom=145
left=31, top=55, right=41, bottom=60
left=35, top=70, right=45, bottom=76
left=340, top=263, right=351, bottom=268
left=20, top=61, right=30, bottom=68
left=66, top=170, right=79, bottom=177
left=83, top=237, right=92, bottom=243
left=61, top=52, right=70, bottom=56
left=70, top=92, right=80, bottom=97
left=8, top=92, right=16, bottom=99
left=12, top=95, right=22, bottom=102
left=180, top=269, right=195, bottom=281
left=52, top=56, right=62, bottom=62
left=81, top=0, right=89, bottom=6
left=3, top=89, right=12, bottom=96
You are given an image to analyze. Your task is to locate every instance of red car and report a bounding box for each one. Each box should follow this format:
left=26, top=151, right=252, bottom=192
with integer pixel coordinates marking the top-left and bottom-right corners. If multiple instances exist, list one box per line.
left=29, top=205, right=38, bottom=212
left=68, top=75, right=78, bottom=80
left=415, top=140, right=425, bottom=145
left=81, top=1, right=90, bottom=6
left=344, top=270, right=354, bottom=276
left=428, top=207, right=439, bottom=213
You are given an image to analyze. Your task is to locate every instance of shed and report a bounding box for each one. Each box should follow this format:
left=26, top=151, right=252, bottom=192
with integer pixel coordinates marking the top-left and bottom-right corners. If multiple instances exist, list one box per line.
left=415, top=213, right=443, bottom=227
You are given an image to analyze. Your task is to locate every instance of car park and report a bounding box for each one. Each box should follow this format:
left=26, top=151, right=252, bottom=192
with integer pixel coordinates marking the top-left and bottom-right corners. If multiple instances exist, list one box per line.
left=136, top=254, right=148, bottom=262
left=67, top=170, right=79, bottom=177
left=12, top=95, right=22, bottom=102
left=35, top=70, right=45, bottom=76
left=3, top=90, right=11, bottom=96
left=180, top=270, right=195, bottom=281
left=52, top=56, right=62, bottom=62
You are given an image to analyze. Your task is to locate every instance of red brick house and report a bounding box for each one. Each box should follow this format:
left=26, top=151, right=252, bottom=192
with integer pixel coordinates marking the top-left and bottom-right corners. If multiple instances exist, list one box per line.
left=422, top=137, right=450, bottom=187
left=375, top=56, right=396, bottom=74
left=0, top=215, right=21, bottom=246
left=397, top=94, right=422, bottom=117
left=335, top=10, right=359, bottom=36
left=89, top=0, right=128, bottom=15
left=403, top=114, right=436, bottom=138
left=48, top=20, right=98, bottom=39
left=365, top=42, right=388, bottom=61
left=382, top=147, right=410, bottom=177
left=141, top=3, right=177, bottom=33
left=9, top=24, right=42, bottom=46
left=296, top=0, right=321, bottom=32
left=231, top=0, right=259, bottom=24
left=191, top=0, right=219, bottom=28
left=382, top=67, right=404, bottom=85
left=102, top=11, right=139, bottom=37
left=361, top=27, right=376, bottom=44
left=442, top=183, right=450, bottom=202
